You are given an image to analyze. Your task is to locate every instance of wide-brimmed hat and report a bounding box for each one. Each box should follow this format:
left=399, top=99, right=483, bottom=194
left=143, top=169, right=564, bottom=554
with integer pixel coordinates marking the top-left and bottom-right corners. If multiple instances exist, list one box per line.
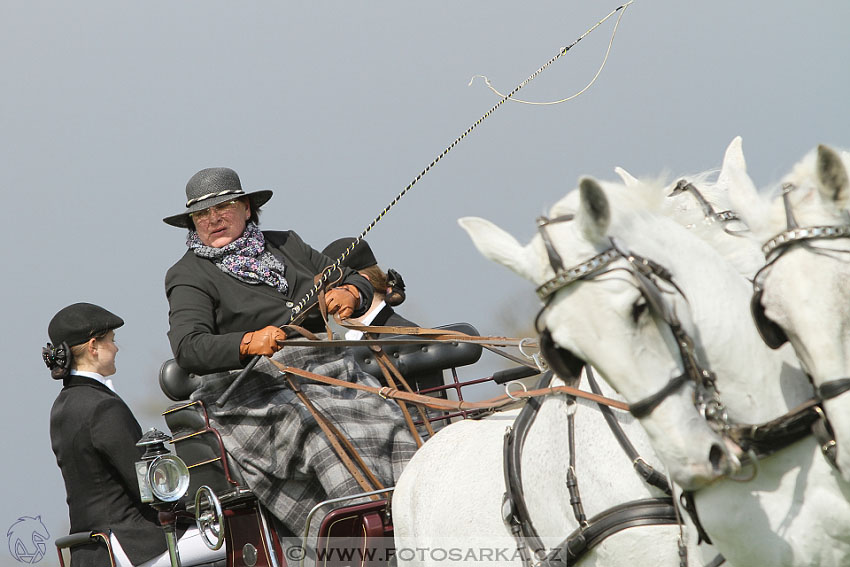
left=163, top=167, right=273, bottom=228
left=322, top=237, right=378, bottom=271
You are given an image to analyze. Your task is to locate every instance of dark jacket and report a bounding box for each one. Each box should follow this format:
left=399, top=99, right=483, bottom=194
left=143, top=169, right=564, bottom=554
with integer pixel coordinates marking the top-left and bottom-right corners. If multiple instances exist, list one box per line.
left=165, top=230, right=373, bottom=374
left=50, top=376, right=166, bottom=567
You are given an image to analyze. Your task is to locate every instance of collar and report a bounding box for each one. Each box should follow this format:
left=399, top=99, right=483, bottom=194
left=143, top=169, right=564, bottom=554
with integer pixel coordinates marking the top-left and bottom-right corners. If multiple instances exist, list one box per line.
left=345, top=300, right=387, bottom=340
left=70, top=369, right=115, bottom=392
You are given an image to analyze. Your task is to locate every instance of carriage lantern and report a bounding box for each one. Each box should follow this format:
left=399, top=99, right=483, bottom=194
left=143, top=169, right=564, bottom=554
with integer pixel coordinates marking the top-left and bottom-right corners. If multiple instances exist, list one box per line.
left=135, top=427, right=191, bottom=505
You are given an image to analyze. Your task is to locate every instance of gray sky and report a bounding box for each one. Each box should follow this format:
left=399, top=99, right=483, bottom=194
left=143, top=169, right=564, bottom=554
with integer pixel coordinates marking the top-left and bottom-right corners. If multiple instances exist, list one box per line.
left=2, top=1, right=848, bottom=563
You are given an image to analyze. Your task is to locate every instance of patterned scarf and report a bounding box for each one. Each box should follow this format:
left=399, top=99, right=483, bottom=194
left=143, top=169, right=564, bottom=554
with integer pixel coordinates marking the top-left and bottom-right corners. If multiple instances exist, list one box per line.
left=187, top=222, right=289, bottom=293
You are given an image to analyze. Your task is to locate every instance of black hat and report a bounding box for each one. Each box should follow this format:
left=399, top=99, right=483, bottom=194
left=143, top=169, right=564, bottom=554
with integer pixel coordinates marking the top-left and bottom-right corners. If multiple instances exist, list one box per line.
left=48, top=303, right=124, bottom=347
left=322, top=237, right=378, bottom=271
left=163, top=167, right=274, bottom=228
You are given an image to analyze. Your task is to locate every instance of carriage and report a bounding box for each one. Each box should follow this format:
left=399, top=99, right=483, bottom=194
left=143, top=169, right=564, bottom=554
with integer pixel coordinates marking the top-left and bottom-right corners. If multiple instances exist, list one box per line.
left=53, top=322, right=549, bottom=567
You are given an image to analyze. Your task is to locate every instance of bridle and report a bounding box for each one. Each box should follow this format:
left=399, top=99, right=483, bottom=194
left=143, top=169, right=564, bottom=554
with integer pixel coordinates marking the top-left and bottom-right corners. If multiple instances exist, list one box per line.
left=534, top=214, right=727, bottom=426
left=501, top=213, right=737, bottom=567
left=747, top=183, right=850, bottom=470
left=751, top=183, right=850, bottom=401
left=669, top=179, right=747, bottom=236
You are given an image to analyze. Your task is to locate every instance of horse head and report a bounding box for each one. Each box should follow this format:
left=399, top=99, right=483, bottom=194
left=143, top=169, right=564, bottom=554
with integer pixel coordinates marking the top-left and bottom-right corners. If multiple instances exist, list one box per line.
left=460, top=177, right=742, bottom=490
left=742, top=143, right=850, bottom=480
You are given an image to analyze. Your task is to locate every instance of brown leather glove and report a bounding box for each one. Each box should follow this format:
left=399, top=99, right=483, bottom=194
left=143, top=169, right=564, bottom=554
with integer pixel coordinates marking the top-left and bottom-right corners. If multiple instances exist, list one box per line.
left=240, top=326, right=286, bottom=357
left=325, top=284, right=360, bottom=320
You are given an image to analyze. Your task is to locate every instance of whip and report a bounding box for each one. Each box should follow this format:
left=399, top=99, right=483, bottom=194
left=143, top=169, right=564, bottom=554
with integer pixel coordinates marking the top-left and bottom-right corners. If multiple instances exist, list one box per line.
left=216, top=2, right=634, bottom=407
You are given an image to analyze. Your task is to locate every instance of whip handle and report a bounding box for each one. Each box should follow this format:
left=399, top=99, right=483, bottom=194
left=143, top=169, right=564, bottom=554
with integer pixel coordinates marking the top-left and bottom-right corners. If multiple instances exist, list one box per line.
left=215, top=355, right=260, bottom=407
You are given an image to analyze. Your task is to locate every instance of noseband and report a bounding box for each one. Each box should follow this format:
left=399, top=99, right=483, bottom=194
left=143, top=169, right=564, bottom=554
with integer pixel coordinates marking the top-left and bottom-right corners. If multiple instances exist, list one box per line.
left=534, top=215, right=727, bottom=426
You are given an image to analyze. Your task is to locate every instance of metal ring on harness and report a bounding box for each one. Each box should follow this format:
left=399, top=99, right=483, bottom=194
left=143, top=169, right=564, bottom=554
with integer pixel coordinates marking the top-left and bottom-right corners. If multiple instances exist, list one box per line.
left=505, top=381, right=528, bottom=401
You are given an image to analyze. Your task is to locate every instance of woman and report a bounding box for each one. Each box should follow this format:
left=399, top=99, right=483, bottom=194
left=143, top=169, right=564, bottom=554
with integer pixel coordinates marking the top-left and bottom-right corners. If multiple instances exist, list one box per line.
left=163, top=167, right=417, bottom=536
left=46, top=303, right=222, bottom=567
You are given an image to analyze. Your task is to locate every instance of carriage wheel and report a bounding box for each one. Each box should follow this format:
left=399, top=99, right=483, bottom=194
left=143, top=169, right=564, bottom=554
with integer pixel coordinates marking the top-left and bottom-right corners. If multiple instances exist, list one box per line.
left=194, top=485, right=225, bottom=550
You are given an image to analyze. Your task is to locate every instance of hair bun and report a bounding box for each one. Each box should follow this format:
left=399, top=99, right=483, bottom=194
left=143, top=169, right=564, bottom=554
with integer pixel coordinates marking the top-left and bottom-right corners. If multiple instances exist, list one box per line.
left=385, top=268, right=407, bottom=307
left=42, top=342, right=72, bottom=380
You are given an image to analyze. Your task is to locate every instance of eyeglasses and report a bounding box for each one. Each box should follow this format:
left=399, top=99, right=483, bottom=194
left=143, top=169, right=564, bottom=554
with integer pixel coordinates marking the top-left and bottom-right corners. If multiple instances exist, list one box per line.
left=190, top=199, right=243, bottom=223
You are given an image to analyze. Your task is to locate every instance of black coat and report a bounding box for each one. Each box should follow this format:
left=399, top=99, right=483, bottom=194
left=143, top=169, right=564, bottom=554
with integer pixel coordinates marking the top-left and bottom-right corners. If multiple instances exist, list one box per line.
left=50, top=376, right=166, bottom=567
left=165, top=230, right=373, bottom=374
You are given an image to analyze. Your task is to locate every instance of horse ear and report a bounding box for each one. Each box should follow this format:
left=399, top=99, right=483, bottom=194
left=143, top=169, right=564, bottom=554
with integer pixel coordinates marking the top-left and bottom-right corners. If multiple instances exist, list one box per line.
left=722, top=136, right=770, bottom=231
left=718, top=136, right=747, bottom=186
left=578, top=177, right=610, bottom=242
left=816, top=144, right=850, bottom=209
left=458, top=216, right=542, bottom=282
left=614, top=166, right=640, bottom=188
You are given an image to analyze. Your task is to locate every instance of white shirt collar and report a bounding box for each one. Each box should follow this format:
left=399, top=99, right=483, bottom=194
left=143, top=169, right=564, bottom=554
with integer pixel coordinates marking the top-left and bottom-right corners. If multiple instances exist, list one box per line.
left=70, top=369, right=116, bottom=392
left=345, top=300, right=387, bottom=340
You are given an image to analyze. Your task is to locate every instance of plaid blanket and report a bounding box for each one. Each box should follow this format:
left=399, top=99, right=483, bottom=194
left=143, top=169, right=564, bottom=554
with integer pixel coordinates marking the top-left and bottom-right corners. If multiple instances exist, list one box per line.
left=189, top=341, right=417, bottom=536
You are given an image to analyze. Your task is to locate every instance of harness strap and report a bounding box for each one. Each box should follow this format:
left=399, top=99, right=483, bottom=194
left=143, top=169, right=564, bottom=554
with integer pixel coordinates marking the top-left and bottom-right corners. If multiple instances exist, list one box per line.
left=501, top=372, right=558, bottom=565
left=585, top=367, right=672, bottom=495
left=554, top=498, right=678, bottom=566
left=811, top=406, right=838, bottom=470
left=726, top=398, right=823, bottom=460
left=679, top=491, right=712, bottom=545
left=268, top=359, right=629, bottom=412
left=629, top=373, right=689, bottom=419
left=280, top=372, right=383, bottom=498
left=370, top=347, right=430, bottom=446
left=817, top=378, right=850, bottom=401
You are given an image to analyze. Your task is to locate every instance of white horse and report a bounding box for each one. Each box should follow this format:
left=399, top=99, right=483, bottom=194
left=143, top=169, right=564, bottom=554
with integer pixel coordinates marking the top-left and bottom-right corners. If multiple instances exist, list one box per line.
left=391, top=370, right=726, bottom=567
left=729, top=144, right=850, bottom=482
left=616, top=136, right=764, bottom=280
left=459, top=176, right=850, bottom=566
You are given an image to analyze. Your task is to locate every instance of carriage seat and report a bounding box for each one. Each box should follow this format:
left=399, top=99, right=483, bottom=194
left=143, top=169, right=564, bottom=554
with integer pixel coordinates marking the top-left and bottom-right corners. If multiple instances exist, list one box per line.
left=159, top=322, right=483, bottom=401
left=348, top=322, right=482, bottom=390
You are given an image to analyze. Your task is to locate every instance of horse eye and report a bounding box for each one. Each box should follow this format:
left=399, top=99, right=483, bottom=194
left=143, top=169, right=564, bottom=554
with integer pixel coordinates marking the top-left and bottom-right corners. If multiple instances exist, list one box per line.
left=631, top=297, right=648, bottom=323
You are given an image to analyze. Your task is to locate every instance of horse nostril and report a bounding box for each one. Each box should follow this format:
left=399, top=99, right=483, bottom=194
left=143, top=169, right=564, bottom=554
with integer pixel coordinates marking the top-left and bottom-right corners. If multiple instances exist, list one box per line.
left=709, top=443, right=727, bottom=473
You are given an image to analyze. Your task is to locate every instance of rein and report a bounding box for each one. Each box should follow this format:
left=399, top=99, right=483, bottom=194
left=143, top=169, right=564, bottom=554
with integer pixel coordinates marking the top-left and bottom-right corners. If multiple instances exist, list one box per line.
left=266, top=353, right=629, bottom=413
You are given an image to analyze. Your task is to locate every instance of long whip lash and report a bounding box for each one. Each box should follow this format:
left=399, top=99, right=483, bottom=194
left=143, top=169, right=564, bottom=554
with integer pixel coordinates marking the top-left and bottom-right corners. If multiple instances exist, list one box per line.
left=217, top=2, right=634, bottom=407
left=469, top=0, right=631, bottom=105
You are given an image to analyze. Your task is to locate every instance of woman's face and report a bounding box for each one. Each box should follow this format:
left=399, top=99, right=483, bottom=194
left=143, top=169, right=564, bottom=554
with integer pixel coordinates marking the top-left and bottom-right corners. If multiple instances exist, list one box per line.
left=192, top=198, right=251, bottom=248
left=93, top=330, right=118, bottom=377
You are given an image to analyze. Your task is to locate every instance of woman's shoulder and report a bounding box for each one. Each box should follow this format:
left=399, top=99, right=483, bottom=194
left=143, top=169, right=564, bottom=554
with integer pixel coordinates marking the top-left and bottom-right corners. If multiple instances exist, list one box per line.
left=165, top=250, right=211, bottom=288
left=264, top=230, right=317, bottom=255
left=263, top=230, right=303, bottom=246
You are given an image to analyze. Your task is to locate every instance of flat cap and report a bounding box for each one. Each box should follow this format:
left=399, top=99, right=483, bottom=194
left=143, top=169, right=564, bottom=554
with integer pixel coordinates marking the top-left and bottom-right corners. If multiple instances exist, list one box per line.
left=322, top=237, right=378, bottom=271
left=48, top=303, right=124, bottom=346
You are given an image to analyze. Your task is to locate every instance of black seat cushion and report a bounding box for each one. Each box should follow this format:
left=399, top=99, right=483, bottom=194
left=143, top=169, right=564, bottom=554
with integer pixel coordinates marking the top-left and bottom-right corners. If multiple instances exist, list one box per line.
left=159, top=322, right=482, bottom=401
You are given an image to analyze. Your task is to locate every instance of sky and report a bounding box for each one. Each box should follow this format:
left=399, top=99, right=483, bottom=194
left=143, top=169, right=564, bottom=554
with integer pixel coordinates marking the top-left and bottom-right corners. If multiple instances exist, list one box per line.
left=1, top=1, right=849, bottom=564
